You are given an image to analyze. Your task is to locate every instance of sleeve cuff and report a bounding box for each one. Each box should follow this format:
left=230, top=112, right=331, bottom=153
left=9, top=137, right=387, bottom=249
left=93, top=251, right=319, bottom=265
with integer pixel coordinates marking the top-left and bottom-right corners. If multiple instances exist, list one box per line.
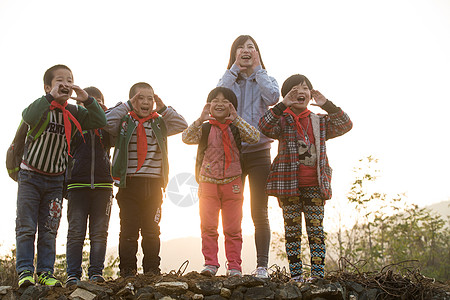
left=45, top=93, right=55, bottom=103
left=272, top=102, right=287, bottom=115
left=126, top=100, right=133, bottom=111
left=230, top=64, right=241, bottom=75
left=84, top=96, right=94, bottom=106
left=157, top=105, right=168, bottom=114
left=320, top=100, right=340, bottom=114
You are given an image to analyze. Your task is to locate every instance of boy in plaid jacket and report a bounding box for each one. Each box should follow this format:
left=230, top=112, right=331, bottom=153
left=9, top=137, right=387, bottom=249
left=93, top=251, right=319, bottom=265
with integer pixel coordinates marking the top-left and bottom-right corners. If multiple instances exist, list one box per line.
left=258, top=74, right=352, bottom=281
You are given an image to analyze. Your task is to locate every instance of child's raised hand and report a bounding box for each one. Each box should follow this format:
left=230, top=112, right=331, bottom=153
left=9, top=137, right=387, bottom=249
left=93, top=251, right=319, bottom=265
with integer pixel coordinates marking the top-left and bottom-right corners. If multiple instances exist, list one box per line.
left=50, top=82, right=72, bottom=102
left=310, top=89, right=327, bottom=107
left=154, top=94, right=165, bottom=112
left=195, top=103, right=214, bottom=126
left=129, top=91, right=141, bottom=109
left=282, top=87, right=299, bottom=107
left=70, top=85, right=89, bottom=102
left=225, top=103, right=238, bottom=122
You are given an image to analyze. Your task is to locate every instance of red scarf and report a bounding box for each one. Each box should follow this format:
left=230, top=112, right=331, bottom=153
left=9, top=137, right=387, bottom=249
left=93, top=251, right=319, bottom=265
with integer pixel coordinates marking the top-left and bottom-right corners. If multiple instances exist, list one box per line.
left=129, top=111, right=159, bottom=172
left=50, top=101, right=84, bottom=156
left=284, top=107, right=311, bottom=140
left=209, top=119, right=233, bottom=170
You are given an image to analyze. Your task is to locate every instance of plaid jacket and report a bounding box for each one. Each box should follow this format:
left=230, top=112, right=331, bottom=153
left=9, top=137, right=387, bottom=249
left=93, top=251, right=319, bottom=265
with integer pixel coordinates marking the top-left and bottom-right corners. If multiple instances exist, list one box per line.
left=258, top=101, right=352, bottom=200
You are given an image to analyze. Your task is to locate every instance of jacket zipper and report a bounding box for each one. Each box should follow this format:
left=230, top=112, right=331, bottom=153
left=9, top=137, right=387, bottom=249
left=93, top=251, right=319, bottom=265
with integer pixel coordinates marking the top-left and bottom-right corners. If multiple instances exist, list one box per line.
left=90, top=131, right=95, bottom=189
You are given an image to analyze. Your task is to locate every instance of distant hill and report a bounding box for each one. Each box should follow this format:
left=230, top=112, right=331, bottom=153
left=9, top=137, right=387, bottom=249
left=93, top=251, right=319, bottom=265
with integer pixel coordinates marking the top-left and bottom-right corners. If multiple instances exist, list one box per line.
left=426, top=199, right=450, bottom=219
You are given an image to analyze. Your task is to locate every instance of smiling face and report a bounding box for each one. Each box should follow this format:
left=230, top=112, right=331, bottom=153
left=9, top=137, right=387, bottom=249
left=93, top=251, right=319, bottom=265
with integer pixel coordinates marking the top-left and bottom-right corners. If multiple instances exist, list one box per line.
left=44, top=68, right=73, bottom=101
left=133, top=87, right=154, bottom=118
left=289, top=81, right=312, bottom=114
left=235, top=39, right=256, bottom=68
left=209, top=92, right=231, bottom=122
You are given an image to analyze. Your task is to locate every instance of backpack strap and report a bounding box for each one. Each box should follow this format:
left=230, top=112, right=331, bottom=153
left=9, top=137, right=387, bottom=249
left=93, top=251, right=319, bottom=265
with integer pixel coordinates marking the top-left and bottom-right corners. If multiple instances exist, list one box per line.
left=23, top=107, right=51, bottom=160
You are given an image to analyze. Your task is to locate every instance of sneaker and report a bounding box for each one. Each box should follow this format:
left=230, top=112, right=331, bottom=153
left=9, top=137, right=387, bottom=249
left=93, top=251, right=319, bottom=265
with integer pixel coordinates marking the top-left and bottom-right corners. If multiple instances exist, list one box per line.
left=226, top=269, right=242, bottom=277
left=18, top=270, right=35, bottom=288
left=37, top=271, right=62, bottom=287
left=65, top=276, right=79, bottom=288
left=200, top=265, right=218, bottom=276
left=253, top=266, right=269, bottom=279
left=89, top=274, right=105, bottom=283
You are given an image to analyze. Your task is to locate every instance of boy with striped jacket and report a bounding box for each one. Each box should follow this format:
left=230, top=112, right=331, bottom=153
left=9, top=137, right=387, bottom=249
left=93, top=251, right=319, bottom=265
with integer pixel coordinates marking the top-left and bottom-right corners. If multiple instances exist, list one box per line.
left=103, top=82, right=187, bottom=277
left=16, top=65, right=106, bottom=288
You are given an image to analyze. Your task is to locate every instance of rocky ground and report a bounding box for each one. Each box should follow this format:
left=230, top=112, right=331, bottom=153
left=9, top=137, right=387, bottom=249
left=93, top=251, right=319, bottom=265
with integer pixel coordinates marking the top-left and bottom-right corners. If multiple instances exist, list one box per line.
left=0, top=268, right=449, bottom=300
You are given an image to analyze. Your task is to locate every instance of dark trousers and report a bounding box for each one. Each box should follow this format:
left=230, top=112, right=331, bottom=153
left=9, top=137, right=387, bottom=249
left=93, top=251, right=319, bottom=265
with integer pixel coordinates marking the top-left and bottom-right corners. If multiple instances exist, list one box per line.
left=241, top=149, right=271, bottom=268
left=116, top=177, right=162, bottom=274
left=66, top=188, right=112, bottom=278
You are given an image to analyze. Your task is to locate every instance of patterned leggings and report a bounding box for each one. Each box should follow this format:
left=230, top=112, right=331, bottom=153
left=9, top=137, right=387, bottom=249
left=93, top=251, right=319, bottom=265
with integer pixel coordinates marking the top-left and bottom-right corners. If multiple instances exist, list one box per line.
left=279, top=190, right=325, bottom=278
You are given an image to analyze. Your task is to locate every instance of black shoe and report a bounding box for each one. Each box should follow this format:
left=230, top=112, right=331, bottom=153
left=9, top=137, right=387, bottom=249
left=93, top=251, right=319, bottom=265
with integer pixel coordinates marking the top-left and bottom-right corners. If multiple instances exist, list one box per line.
left=120, top=269, right=137, bottom=278
left=89, top=274, right=105, bottom=283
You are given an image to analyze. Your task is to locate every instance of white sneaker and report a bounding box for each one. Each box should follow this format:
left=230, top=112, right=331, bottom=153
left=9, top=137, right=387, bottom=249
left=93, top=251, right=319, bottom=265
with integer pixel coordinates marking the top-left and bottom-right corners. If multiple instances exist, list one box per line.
left=253, top=266, right=269, bottom=279
left=226, top=269, right=242, bottom=277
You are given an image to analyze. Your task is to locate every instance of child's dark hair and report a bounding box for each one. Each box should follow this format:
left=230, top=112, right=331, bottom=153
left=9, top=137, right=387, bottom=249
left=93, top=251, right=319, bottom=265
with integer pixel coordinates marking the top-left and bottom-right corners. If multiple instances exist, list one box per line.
left=84, top=86, right=103, bottom=101
left=281, top=74, right=313, bottom=98
left=207, top=87, right=238, bottom=110
left=129, top=82, right=153, bottom=99
left=227, top=35, right=265, bottom=70
left=43, top=64, right=72, bottom=86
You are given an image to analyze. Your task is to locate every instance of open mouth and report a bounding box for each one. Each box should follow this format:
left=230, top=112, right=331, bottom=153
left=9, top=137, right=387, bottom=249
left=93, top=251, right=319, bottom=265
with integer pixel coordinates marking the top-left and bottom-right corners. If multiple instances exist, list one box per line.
left=296, top=95, right=306, bottom=103
left=60, top=87, right=70, bottom=95
left=241, top=55, right=251, bottom=60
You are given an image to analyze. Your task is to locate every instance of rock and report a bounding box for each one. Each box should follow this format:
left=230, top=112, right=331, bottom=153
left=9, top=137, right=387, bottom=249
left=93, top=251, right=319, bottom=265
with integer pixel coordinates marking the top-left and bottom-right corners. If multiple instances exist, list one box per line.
left=20, top=286, right=49, bottom=300
left=137, top=293, right=155, bottom=300
left=192, top=294, right=204, bottom=300
left=220, top=287, right=231, bottom=298
left=204, top=295, right=227, bottom=300
left=275, top=283, right=302, bottom=300
left=117, top=283, right=135, bottom=298
left=244, top=286, right=275, bottom=300
left=136, top=287, right=156, bottom=299
left=359, top=288, right=380, bottom=300
left=0, top=287, right=12, bottom=295
left=346, top=281, right=364, bottom=294
left=77, top=281, right=114, bottom=295
left=155, top=281, right=189, bottom=295
left=302, top=281, right=344, bottom=300
left=222, top=276, right=264, bottom=289
left=230, top=286, right=245, bottom=300
left=193, top=280, right=223, bottom=295
left=70, top=288, right=97, bottom=300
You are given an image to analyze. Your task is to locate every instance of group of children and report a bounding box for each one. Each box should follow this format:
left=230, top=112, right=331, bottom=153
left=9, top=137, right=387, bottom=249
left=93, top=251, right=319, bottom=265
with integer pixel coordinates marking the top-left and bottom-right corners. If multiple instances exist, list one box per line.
left=14, top=34, right=352, bottom=288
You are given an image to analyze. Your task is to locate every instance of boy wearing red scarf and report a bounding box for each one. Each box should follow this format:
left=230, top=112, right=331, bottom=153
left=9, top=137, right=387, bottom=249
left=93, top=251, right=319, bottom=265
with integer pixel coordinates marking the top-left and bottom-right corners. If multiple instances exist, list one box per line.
left=258, top=74, right=352, bottom=281
left=16, top=65, right=106, bottom=288
left=103, top=82, right=187, bottom=278
left=182, top=87, right=260, bottom=277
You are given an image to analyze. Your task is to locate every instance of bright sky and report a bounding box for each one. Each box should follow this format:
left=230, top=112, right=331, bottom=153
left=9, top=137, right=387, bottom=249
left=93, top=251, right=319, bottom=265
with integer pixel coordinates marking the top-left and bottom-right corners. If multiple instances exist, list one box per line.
left=0, top=0, right=449, bottom=256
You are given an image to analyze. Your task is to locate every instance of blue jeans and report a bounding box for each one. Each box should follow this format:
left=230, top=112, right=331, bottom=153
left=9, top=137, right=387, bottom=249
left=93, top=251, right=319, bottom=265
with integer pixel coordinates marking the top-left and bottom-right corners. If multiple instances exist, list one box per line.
left=66, top=188, right=112, bottom=278
left=16, top=169, right=64, bottom=274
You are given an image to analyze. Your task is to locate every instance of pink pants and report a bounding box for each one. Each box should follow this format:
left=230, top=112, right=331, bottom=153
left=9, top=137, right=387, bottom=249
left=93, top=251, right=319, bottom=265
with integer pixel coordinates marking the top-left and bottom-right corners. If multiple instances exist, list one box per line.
left=199, top=178, right=243, bottom=271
